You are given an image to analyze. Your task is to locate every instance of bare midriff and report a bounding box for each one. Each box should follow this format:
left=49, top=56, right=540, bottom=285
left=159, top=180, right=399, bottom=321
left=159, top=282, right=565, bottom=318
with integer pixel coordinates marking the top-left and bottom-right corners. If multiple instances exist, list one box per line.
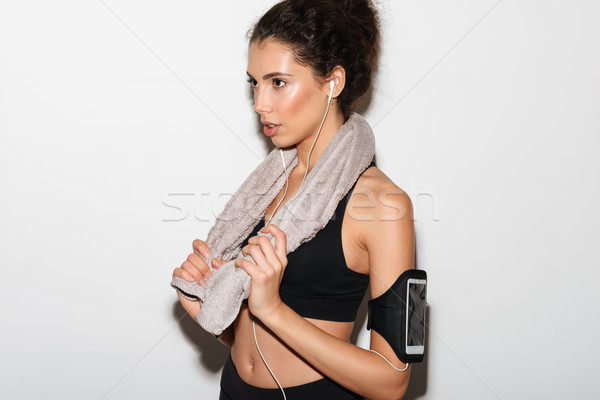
left=230, top=304, right=354, bottom=388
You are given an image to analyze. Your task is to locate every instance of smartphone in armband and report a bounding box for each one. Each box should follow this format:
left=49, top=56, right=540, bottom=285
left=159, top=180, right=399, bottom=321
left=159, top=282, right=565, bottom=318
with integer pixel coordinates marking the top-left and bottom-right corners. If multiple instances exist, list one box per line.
left=367, top=269, right=427, bottom=363
left=405, top=276, right=427, bottom=356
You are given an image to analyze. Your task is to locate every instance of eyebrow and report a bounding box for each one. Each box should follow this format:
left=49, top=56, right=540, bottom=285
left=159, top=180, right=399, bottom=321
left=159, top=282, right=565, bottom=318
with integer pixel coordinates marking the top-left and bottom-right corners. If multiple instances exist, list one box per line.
left=246, top=71, right=293, bottom=80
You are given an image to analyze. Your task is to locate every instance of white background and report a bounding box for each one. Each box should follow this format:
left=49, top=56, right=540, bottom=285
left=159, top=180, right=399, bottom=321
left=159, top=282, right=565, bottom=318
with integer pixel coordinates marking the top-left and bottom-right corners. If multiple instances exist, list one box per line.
left=1, top=1, right=598, bottom=399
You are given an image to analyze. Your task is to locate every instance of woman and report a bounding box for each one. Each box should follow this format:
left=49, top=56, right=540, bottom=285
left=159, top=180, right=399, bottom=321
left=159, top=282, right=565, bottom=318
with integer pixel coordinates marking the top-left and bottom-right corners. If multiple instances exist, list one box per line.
left=172, top=1, right=414, bottom=399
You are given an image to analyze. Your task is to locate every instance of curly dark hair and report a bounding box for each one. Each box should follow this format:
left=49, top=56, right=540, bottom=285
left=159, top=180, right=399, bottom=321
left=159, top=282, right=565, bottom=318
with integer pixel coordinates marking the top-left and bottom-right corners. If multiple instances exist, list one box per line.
left=249, top=0, right=380, bottom=120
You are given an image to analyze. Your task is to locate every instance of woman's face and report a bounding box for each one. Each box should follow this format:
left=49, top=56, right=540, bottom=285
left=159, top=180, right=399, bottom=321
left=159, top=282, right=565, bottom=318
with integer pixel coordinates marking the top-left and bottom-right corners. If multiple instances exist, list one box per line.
left=247, top=39, right=332, bottom=149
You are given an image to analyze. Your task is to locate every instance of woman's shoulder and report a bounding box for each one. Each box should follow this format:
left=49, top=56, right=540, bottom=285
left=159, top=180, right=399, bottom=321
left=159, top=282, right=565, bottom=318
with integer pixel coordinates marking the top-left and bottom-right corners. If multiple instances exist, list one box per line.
left=352, top=165, right=413, bottom=219
left=346, top=166, right=414, bottom=247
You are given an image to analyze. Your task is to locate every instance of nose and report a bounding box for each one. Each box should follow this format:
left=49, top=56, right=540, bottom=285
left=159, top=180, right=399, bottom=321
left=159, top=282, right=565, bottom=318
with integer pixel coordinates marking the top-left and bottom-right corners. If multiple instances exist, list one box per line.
left=253, top=86, right=272, bottom=115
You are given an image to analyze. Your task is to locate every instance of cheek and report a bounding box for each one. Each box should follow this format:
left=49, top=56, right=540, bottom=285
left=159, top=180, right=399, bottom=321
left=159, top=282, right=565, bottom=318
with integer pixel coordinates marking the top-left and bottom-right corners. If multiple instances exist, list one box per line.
left=278, top=84, right=316, bottom=116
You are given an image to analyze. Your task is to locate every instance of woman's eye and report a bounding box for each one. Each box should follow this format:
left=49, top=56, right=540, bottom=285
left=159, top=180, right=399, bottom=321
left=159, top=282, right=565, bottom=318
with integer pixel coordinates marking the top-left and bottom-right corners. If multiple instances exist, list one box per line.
left=273, top=79, right=286, bottom=88
left=247, top=78, right=258, bottom=88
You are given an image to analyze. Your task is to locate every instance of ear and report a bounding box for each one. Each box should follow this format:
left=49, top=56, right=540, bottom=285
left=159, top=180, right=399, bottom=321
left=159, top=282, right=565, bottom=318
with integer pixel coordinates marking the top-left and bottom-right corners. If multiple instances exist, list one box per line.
left=326, top=65, right=346, bottom=99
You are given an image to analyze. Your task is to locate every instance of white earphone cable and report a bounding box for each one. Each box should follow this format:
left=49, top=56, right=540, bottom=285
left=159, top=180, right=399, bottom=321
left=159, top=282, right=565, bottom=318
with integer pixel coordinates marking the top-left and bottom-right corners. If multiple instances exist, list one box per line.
left=253, top=320, right=287, bottom=400
left=253, top=151, right=289, bottom=398
left=368, top=349, right=410, bottom=372
left=299, top=82, right=334, bottom=189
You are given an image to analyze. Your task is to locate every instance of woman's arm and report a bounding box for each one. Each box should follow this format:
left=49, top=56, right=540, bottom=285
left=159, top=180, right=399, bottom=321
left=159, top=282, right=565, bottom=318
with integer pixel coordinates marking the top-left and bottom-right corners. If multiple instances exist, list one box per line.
left=236, top=181, right=415, bottom=400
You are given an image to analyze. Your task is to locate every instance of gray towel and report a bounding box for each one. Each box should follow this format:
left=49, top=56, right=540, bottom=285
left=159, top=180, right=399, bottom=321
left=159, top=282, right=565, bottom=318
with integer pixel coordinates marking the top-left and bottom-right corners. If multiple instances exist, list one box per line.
left=170, top=112, right=375, bottom=335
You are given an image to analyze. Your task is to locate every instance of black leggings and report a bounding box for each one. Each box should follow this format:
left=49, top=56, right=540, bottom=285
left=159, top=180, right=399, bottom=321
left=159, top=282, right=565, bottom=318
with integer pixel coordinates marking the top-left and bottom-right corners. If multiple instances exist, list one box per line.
left=219, top=354, right=364, bottom=400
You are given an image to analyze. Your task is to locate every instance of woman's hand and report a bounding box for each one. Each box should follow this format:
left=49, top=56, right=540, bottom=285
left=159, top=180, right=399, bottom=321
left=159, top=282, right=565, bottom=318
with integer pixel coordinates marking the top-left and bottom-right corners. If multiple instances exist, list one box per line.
left=235, top=224, right=288, bottom=321
left=172, top=239, right=226, bottom=319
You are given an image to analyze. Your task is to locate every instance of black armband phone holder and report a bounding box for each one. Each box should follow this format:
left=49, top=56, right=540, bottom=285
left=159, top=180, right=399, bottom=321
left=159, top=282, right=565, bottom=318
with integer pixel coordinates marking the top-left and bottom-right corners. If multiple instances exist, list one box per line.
left=367, top=269, right=427, bottom=364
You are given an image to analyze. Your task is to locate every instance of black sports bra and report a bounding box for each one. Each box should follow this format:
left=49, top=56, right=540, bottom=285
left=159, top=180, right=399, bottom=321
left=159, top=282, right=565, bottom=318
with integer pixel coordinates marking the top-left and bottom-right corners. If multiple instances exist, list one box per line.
left=241, top=162, right=374, bottom=322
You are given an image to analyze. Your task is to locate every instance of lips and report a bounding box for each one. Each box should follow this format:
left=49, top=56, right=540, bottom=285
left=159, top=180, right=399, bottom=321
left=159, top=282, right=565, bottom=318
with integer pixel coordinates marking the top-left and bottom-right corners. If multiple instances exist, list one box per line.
left=262, top=121, right=280, bottom=137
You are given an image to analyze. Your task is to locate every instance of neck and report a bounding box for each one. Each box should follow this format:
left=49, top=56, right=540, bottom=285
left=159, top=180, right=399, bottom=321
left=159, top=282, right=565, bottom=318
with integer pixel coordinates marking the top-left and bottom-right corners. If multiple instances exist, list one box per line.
left=295, top=110, right=345, bottom=173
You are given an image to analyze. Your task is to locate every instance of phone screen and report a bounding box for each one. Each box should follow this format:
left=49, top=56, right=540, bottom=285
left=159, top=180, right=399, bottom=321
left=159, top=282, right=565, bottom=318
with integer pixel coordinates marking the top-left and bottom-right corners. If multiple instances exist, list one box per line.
left=405, top=279, right=427, bottom=354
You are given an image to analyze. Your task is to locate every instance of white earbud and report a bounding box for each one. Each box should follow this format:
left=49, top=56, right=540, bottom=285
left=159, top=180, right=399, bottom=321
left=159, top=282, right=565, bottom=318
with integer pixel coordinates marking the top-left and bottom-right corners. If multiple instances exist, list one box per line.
left=328, top=80, right=335, bottom=102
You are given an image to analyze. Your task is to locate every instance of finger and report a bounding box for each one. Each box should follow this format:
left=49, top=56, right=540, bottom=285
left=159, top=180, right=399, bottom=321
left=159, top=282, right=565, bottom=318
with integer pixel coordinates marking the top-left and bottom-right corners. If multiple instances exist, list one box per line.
left=192, top=239, right=211, bottom=258
left=234, top=257, right=259, bottom=278
left=181, top=260, right=207, bottom=285
left=212, top=258, right=226, bottom=269
left=242, top=241, right=271, bottom=269
left=187, top=253, right=213, bottom=280
left=248, top=235, right=279, bottom=269
left=260, top=225, right=287, bottom=266
left=172, top=267, right=195, bottom=282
